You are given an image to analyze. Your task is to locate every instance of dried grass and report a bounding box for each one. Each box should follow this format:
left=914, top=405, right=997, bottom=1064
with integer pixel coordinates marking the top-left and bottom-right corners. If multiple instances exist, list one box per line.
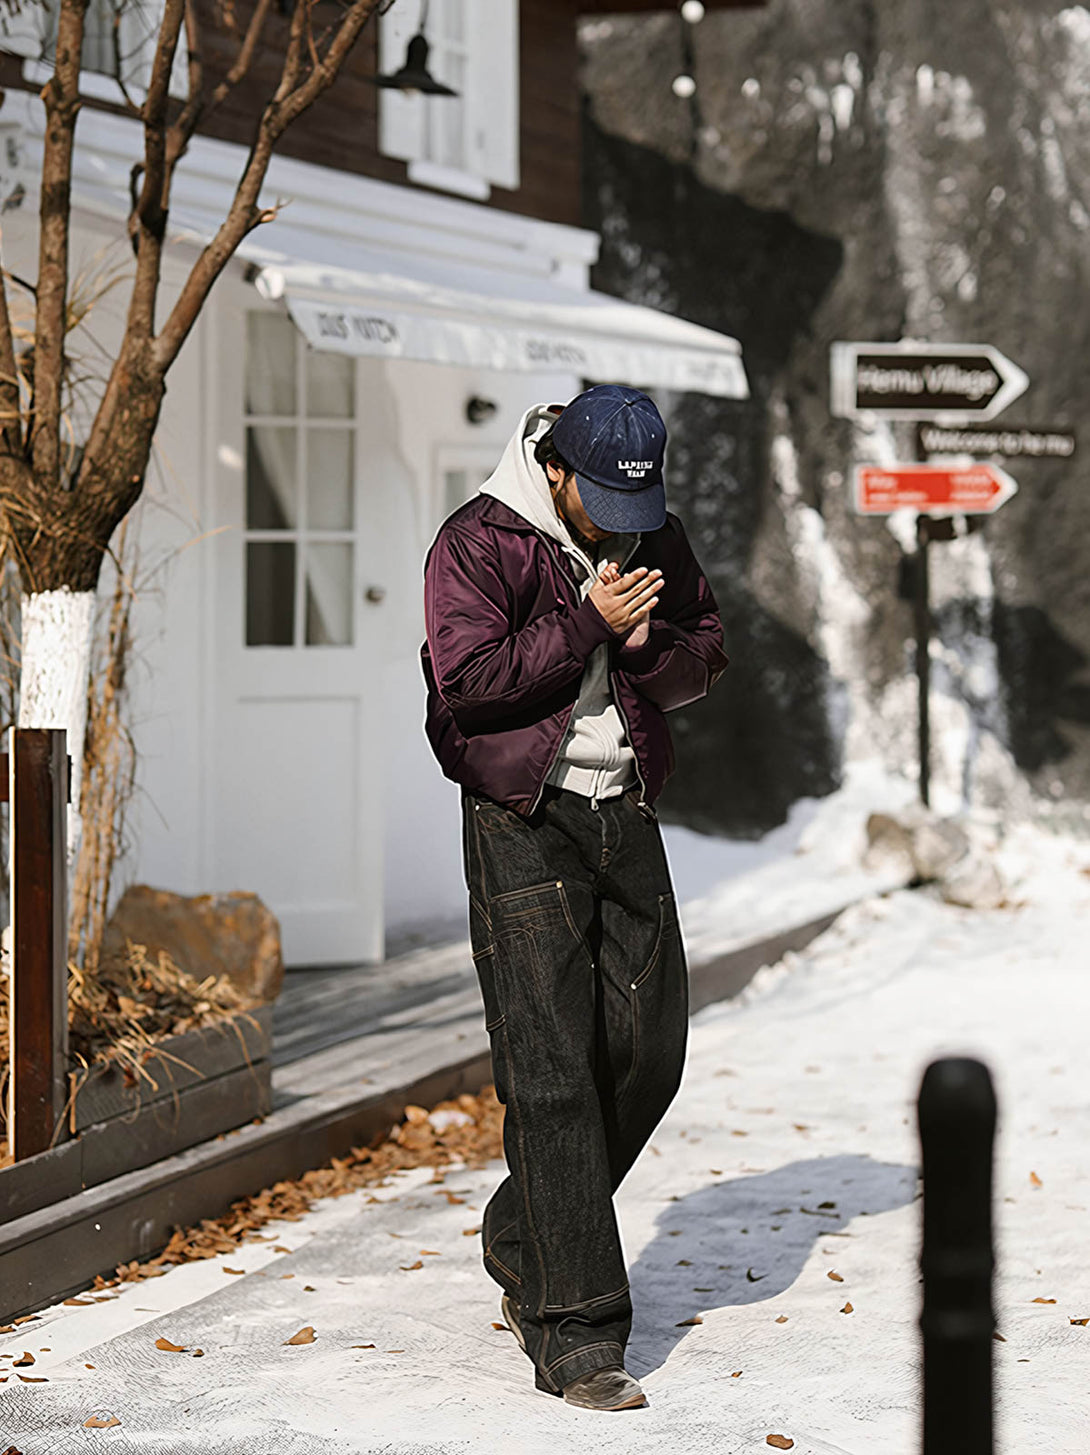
left=68, top=518, right=138, bottom=976
left=0, top=940, right=257, bottom=1167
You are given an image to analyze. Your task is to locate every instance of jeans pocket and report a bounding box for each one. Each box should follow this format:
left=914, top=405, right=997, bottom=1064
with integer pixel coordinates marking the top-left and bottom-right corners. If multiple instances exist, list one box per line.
left=629, top=890, right=679, bottom=991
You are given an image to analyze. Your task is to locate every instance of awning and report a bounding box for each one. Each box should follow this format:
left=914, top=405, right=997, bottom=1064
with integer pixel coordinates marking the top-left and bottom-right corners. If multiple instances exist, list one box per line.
left=236, top=237, right=749, bottom=401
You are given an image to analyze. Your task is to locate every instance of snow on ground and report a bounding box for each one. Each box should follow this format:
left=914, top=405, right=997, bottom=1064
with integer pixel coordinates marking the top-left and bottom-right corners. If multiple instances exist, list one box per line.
left=2, top=814, right=1088, bottom=1454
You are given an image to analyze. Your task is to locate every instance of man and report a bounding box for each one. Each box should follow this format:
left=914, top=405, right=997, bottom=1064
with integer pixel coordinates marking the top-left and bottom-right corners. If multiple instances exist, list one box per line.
left=420, top=384, right=728, bottom=1410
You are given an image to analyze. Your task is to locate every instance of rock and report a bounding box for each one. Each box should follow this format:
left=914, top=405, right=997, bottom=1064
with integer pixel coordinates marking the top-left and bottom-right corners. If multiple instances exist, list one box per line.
left=939, top=853, right=1006, bottom=911
left=910, top=818, right=972, bottom=882
left=863, top=806, right=969, bottom=882
left=862, top=812, right=916, bottom=878
left=100, top=886, right=284, bottom=1004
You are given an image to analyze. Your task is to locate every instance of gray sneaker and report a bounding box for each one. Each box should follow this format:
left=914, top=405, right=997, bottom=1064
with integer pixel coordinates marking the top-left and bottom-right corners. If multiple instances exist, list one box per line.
left=561, top=1366, right=648, bottom=1410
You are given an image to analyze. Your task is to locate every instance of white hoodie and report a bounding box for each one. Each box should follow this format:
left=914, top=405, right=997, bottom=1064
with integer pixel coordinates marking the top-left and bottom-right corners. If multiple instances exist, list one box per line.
left=478, top=403, right=643, bottom=805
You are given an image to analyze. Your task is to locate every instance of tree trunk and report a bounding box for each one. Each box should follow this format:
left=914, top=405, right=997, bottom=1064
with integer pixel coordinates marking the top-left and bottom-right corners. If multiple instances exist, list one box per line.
left=17, top=587, right=96, bottom=868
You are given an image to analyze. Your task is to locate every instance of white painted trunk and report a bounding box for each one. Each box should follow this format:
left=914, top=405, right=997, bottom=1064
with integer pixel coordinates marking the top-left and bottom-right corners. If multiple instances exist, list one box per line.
left=18, top=589, right=96, bottom=868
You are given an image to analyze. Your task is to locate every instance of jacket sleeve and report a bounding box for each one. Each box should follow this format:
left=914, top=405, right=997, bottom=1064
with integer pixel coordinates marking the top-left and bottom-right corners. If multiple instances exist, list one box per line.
left=424, top=523, right=618, bottom=733
left=613, top=518, right=729, bottom=713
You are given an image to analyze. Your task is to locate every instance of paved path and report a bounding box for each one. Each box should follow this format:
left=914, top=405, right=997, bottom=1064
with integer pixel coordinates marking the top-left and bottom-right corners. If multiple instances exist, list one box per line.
left=2, top=821, right=1087, bottom=1454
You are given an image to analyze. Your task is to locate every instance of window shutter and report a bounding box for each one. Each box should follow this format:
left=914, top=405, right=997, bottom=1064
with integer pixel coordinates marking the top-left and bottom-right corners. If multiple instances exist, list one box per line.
left=378, top=2, right=426, bottom=165
left=466, top=0, right=519, bottom=191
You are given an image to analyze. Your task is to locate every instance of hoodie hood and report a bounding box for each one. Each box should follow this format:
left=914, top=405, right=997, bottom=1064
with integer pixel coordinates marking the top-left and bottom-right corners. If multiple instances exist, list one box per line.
left=479, top=403, right=640, bottom=583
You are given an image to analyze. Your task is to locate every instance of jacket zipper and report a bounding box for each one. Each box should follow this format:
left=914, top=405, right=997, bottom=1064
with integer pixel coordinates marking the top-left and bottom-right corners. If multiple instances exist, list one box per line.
left=528, top=531, right=645, bottom=819
left=609, top=667, right=655, bottom=822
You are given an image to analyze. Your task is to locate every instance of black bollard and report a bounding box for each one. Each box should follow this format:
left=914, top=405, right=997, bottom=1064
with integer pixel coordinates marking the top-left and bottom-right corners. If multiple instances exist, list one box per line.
left=917, top=1057, right=997, bottom=1455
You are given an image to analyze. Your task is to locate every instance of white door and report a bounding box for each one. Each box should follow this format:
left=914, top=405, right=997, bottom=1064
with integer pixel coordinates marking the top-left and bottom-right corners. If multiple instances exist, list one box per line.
left=208, top=299, right=384, bottom=967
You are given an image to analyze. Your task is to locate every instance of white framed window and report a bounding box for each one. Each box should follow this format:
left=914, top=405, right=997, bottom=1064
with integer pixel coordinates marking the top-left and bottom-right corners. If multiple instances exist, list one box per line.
left=1, top=0, right=189, bottom=104
left=243, top=311, right=359, bottom=649
left=378, top=0, right=519, bottom=202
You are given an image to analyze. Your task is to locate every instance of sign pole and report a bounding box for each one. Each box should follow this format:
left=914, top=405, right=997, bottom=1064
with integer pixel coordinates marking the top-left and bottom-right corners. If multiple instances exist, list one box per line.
left=914, top=514, right=931, bottom=808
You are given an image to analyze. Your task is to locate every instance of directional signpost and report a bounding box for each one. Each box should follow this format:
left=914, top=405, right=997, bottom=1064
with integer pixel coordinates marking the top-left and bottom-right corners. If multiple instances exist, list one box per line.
left=830, top=341, right=1029, bottom=422
left=854, top=463, right=1018, bottom=517
left=832, top=340, right=1031, bottom=806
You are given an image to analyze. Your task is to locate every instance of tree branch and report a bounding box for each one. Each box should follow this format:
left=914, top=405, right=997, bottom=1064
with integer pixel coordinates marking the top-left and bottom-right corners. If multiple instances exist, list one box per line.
left=31, top=0, right=89, bottom=491
left=125, top=0, right=186, bottom=340
left=80, top=0, right=382, bottom=506
left=166, top=0, right=276, bottom=168
left=0, top=233, right=22, bottom=457
left=153, top=0, right=383, bottom=374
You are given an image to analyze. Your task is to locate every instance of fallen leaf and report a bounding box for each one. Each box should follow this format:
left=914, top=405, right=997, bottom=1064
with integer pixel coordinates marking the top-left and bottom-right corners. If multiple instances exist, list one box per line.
left=400, top=1261, right=424, bottom=1271
left=1030, top=1172, right=1043, bottom=1188
left=12, top=1317, right=38, bottom=1325
left=386, top=1349, right=405, bottom=1353
left=462, top=1226, right=482, bottom=1236
left=1, top=1445, right=24, bottom=1454
left=443, top=1192, right=466, bottom=1204
left=155, top=1338, right=187, bottom=1352
left=676, top=1259, right=692, bottom=1266
left=827, top=1271, right=844, bottom=1282
left=775, top=1316, right=789, bottom=1324
left=491, top=1321, right=507, bottom=1330
left=16, top=1375, right=47, bottom=1383
left=273, top=1246, right=293, bottom=1254
left=223, top=1267, right=245, bottom=1276
left=840, top=1302, right=853, bottom=1314
left=63, top=1298, right=94, bottom=1307
left=1032, top=1298, right=1057, bottom=1304
left=351, top=1343, right=377, bottom=1349
left=731, top=1129, right=748, bottom=1137
left=709, top=1168, right=723, bottom=1175
left=84, top=1364, right=95, bottom=1369
left=792, top=1124, right=810, bottom=1132
left=746, top=1268, right=766, bottom=1282
left=84, top=1416, right=121, bottom=1429
left=694, top=1287, right=714, bottom=1292
left=192, top=1349, right=204, bottom=1357
left=676, top=1316, right=703, bottom=1326
left=404, top=1104, right=429, bottom=1123
left=1070, top=1318, right=1089, bottom=1326
left=303, top=1286, right=316, bottom=1292
left=12, top=1353, right=34, bottom=1366
left=420, top=1250, right=441, bottom=1256
left=994, top=1332, right=1007, bottom=1342
left=284, top=1326, right=316, bottom=1346
left=731, top=1370, right=743, bottom=1378
left=281, top=1273, right=294, bottom=1280
left=767, top=1437, right=794, bottom=1451
left=650, top=1144, right=662, bottom=1156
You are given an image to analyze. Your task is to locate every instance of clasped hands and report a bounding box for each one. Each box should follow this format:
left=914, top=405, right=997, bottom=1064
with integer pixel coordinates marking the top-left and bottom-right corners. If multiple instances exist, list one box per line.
left=587, top=562, right=663, bottom=651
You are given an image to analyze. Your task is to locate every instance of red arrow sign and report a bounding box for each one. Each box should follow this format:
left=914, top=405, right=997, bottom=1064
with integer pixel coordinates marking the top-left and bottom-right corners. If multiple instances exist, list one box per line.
left=854, top=463, right=1018, bottom=515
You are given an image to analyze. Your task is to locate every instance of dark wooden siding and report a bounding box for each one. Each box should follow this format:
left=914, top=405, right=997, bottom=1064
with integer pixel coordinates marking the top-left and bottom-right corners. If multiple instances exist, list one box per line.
left=0, top=0, right=583, bottom=227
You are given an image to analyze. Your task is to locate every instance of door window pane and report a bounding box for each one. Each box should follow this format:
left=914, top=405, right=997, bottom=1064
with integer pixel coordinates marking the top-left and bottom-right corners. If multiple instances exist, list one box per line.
left=246, top=313, right=297, bottom=415
left=306, top=430, right=354, bottom=530
left=444, top=469, right=467, bottom=519
left=306, top=350, right=355, bottom=419
left=247, top=427, right=297, bottom=529
left=304, top=543, right=354, bottom=646
left=246, top=542, right=296, bottom=645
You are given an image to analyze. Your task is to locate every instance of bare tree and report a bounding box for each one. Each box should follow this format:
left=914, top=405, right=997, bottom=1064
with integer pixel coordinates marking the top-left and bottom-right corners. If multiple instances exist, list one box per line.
left=0, top=0, right=389, bottom=857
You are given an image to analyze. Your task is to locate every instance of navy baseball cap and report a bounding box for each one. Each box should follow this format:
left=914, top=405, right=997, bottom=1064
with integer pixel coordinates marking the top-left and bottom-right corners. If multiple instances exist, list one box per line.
left=550, top=384, right=667, bottom=533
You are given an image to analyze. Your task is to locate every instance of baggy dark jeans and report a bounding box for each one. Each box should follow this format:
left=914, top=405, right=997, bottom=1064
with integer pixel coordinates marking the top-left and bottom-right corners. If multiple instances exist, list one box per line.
left=460, top=781, right=689, bottom=1394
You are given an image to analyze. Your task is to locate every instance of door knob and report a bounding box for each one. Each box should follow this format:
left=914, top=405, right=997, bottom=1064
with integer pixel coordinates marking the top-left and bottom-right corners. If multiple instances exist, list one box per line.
left=365, top=585, right=386, bottom=603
